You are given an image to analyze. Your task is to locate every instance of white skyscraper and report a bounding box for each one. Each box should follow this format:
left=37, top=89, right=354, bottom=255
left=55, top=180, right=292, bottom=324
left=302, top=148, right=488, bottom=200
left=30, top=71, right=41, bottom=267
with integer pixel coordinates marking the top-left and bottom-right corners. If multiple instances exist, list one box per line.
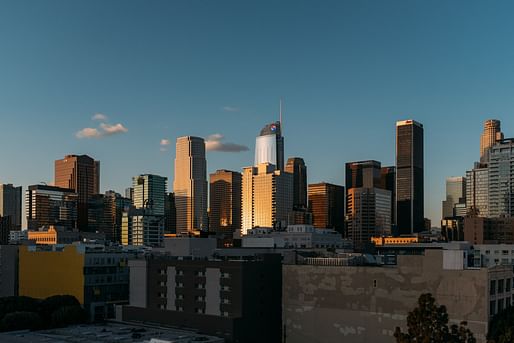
left=254, top=121, right=284, bottom=171
left=173, top=136, right=208, bottom=235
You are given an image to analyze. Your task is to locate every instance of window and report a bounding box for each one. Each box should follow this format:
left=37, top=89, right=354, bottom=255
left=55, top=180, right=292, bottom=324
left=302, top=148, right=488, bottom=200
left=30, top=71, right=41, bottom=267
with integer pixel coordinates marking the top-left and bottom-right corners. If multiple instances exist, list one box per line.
left=196, top=271, right=205, bottom=277
left=507, top=279, right=511, bottom=293
left=222, top=311, right=229, bottom=317
left=373, top=280, right=377, bottom=288
left=491, top=280, right=496, bottom=295
left=499, top=298, right=505, bottom=312
left=195, top=308, right=205, bottom=314
left=503, top=250, right=509, bottom=255
left=490, top=300, right=496, bottom=316
left=177, top=270, right=184, bottom=276
left=195, top=296, right=204, bottom=301
left=196, top=283, right=205, bottom=289
left=499, top=279, right=505, bottom=294
left=486, top=250, right=490, bottom=254
left=177, top=306, right=183, bottom=312
left=176, top=282, right=183, bottom=288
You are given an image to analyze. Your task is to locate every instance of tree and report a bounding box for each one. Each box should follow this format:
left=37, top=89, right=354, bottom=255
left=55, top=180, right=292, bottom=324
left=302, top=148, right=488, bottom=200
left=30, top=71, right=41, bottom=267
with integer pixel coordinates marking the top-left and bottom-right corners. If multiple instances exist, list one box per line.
left=487, top=307, right=514, bottom=343
left=394, top=293, right=476, bottom=343
left=0, top=296, right=40, bottom=321
left=50, top=305, right=87, bottom=328
left=0, top=311, right=42, bottom=332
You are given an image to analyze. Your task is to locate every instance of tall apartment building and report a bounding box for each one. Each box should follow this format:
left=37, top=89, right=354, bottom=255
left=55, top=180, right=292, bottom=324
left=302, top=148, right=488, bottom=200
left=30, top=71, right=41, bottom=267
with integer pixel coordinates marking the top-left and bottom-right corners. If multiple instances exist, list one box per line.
left=308, top=182, right=345, bottom=233
left=480, top=119, right=504, bottom=163
left=442, top=176, right=466, bottom=219
left=25, top=184, right=78, bottom=230
left=132, top=174, right=167, bottom=216
left=466, top=163, right=489, bottom=217
left=55, top=155, right=100, bottom=230
left=0, top=184, right=22, bottom=231
left=285, top=157, right=307, bottom=209
left=173, top=136, right=208, bottom=235
left=209, top=170, right=242, bottom=235
left=347, top=187, right=392, bottom=249
left=255, top=121, right=284, bottom=171
left=489, top=139, right=514, bottom=217
left=396, top=120, right=424, bottom=234
left=121, top=254, right=282, bottom=343
left=241, top=163, right=293, bottom=235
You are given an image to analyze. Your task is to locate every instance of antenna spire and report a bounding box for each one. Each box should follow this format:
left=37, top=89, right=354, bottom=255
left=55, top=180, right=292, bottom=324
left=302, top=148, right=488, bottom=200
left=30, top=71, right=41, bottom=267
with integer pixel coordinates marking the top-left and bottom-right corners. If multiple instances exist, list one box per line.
left=279, top=98, right=283, bottom=128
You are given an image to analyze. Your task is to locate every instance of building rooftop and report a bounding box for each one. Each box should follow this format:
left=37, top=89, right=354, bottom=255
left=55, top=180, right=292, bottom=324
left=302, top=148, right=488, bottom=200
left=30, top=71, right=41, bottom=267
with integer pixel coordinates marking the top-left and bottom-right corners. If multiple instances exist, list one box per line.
left=0, top=322, right=224, bottom=343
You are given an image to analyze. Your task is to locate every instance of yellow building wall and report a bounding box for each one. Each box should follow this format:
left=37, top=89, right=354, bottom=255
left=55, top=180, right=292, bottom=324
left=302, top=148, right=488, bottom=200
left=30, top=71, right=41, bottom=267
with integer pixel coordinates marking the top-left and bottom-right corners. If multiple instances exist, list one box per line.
left=19, top=245, right=85, bottom=304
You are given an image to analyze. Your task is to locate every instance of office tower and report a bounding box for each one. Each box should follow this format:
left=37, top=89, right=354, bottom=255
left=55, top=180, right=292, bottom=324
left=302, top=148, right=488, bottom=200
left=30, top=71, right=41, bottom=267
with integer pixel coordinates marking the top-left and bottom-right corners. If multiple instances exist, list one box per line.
left=285, top=157, right=307, bottom=209
left=121, top=209, right=164, bottom=246
left=0, top=184, right=22, bottom=231
left=396, top=120, right=424, bottom=234
left=173, top=136, right=208, bottom=235
left=209, top=170, right=242, bottom=235
left=25, top=185, right=78, bottom=230
left=380, top=166, right=396, bottom=224
left=442, top=177, right=466, bottom=219
left=241, top=163, right=293, bottom=235
left=55, top=155, right=100, bottom=230
left=347, top=187, right=392, bottom=249
left=255, top=121, right=284, bottom=171
left=0, top=216, right=10, bottom=245
left=308, top=182, right=345, bottom=232
left=466, top=164, right=489, bottom=217
left=88, top=191, right=132, bottom=243
left=132, top=174, right=167, bottom=216
left=164, top=192, right=176, bottom=234
left=345, top=160, right=382, bottom=190
left=489, top=139, right=514, bottom=217
left=125, top=187, right=134, bottom=201
left=480, top=119, right=503, bottom=163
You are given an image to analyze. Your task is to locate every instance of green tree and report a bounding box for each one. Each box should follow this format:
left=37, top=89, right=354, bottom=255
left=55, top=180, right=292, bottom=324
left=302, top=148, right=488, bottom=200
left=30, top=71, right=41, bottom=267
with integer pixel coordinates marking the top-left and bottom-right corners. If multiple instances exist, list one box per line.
left=0, top=311, right=42, bottom=332
left=487, top=307, right=514, bottom=343
left=0, top=296, right=39, bottom=321
left=50, top=305, right=87, bottom=328
left=394, top=293, right=476, bottom=343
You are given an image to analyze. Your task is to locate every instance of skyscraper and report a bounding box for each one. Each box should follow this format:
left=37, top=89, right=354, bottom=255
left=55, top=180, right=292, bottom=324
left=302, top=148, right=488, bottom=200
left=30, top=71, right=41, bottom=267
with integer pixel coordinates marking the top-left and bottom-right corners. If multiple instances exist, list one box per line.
left=241, top=163, right=293, bottom=235
left=345, top=160, right=382, bottom=190
left=308, top=182, right=345, bottom=232
left=442, top=177, right=466, bottom=219
left=173, top=136, right=208, bottom=235
left=380, top=166, right=396, bottom=225
left=480, top=119, right=503, bottom=163
left=396, top=120, right=424, bottom=234
left=466, top=163, right=489, bottom=217
left=255, top=121, right=284, bottom=171
left=285, top=157, right=307, bottom=209
left=88, top=191, right=132, bottom=243
left=132, top=174, right=167, bottom=216
left=209, top=170, right=242, bottom=235
left=0, top=184, right=22, bottom=231
left=164, top=192, right=176, bottom=235
left=489, top=139, right=514, bottom=217
left=26, top=184, right=78, bottom=230
left=54, top=154, right=100, bottom=230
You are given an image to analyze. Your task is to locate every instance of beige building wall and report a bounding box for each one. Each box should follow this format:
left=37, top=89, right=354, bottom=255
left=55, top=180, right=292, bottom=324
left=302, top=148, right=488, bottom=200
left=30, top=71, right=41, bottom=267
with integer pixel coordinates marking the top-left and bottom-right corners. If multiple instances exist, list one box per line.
left=283, top=249, right=510, bottom=343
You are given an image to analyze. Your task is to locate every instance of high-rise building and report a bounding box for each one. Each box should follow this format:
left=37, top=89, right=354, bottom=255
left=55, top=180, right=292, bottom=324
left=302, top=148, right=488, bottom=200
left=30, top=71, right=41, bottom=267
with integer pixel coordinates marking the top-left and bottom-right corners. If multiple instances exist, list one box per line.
left=480, top=119, right=503, bottom=163
left=466, top=163, right=489, bottom=217
left=88, top=191, right=132, bottom=243
left=0, top=184, right=22, bottom=231
left=209, top=170, right=242, bottom=235
left=173, top=136, right=208, bottom=235
left=125, top=187, right=134, bottom=201
left=241, top=163, right=293, bottom=235
left=396, top=120, right=424, bottom=234
left=121, top=209, right=164, bottom=246
left=255, top=121, right=284, bottom=171
left=285, top=157, right=307, bottom=209
left=25, top=185, right=78, bottom=230
left=345, top=160, right=382, bottom=190
left=380, top=166, right=396, bottom=224
left=132, top=174, right=167, bottom=216
left=347, top=187, right=392, bottom=250
left=489, top=139, right=514, bottom=217
left=442, top=176, right=466, bottom=219
left=164, top=192, right=176, bottom=235
left=54, top=155, right=100, bottom=230
left=308, top=182, right=345, bottom=233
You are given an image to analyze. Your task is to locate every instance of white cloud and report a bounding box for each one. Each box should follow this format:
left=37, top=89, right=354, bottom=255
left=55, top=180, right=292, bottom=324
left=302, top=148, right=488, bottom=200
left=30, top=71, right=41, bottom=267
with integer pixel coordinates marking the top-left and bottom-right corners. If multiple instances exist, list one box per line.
left=76, top=127, right=102, bottom=139
left=160, top=139, right=171, bottom=146
left=205, top=134, right=249, bottom=152
left=99, top=123, right=128, bottom=136
left=222, top=106, right=239, bottom=112
left=92, top=113, right=108, bottom=121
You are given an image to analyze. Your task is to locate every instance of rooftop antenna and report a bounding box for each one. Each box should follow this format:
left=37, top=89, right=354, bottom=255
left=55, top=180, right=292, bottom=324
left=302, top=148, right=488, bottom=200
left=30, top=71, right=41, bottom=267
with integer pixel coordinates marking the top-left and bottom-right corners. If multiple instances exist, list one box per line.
left=279, top=98, right=283, bottom=130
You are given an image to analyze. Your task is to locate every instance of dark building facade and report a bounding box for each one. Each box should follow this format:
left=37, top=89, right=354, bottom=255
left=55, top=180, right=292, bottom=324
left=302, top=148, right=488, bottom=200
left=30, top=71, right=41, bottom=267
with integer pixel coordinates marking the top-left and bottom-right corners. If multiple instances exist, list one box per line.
left=345, top=160, right=382, bottom=190
left=122, top=254, right=282, bottom=343
left=308, top=182, right=345, bottom=232
left=165, top=192, right=176, bottom=235
left=88, top=191, right=132, bottom=243
left=55, top=154, right=100, bottom=231
left=396, top=120, right=424, bottom=234
left=285, top=157, right=307, bottom=209
left=26, top=184, right=78, bottom=230
left=209, top=170, right=242, bottom=235
left=0, top=184, right=22, bottom=231
left=380, top=166, right=396, bottom=225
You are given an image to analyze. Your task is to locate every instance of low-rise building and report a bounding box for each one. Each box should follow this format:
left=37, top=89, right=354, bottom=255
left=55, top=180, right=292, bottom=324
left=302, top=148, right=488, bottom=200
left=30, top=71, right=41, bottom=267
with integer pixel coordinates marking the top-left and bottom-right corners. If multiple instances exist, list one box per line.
left=0, top=245, right=18, bottom=297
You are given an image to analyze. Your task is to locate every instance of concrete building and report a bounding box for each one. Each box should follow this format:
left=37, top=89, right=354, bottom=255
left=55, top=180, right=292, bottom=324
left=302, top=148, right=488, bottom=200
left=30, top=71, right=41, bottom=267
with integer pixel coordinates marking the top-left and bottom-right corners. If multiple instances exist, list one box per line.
left=347, top=187, right=392, bottom=249
left=466, top=163, right=489, bottom=217
left=54, top=154, right=100, bottom=230
left=241, top=163, right=293, bottom=235
left=121, top=209, right=164, bottom=246
left=396, top=120, right=424, bottom=234
left=472, top=244, right=514, bottom=267
left=173, top=136, right=208, bottom=235
left=0, top=184, right=22, bottom=231
left=488, top=139, right=514, bottom=217
left=255, top=121, right=284, bottom=171
left=209, top=170, right=241, bottom=235
left=285, top=157, right=307, bottom=209
left=0, top=245, right=18, bottom=297
left=18, top=244, right=136, bottom=320
left=480, top=119, right=504, bottom=163
left=160, top=236, right=217, bottom=257
left=242, top=225, right=347, bottom=249
left=25, top=184, right=78, bottom=231
left=120, top=253, right=282, bottom=343
left=283, top=247, right=513, bottom=343
left=308, top=182, right=345, bottom=233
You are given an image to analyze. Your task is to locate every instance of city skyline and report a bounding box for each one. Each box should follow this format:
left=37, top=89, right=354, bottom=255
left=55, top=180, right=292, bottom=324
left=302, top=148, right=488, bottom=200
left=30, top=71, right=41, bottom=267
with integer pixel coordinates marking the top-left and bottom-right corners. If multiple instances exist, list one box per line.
left=3, top=1, right=514, bottom=226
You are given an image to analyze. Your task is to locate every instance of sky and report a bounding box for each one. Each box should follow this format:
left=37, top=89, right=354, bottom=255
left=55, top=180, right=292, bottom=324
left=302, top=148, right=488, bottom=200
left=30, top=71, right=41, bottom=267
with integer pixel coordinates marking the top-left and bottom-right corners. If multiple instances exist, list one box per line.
left=1, top=0, right=514, bottom=227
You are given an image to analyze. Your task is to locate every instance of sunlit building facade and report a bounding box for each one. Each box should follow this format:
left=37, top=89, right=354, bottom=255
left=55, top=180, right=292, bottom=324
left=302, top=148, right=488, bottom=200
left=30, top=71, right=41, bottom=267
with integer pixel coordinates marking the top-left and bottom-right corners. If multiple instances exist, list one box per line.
left=132, top=174, right=167, bottom=216
left=241, top=163, right=293, bottom=235
left=173, top=136, right=208, bottom=235
left=466, top=164, right=489, bottom=217
left=209, top=169, right=241, bottom=235
left=480, top=119, right=503, bottom=163
left=308, top=182, right=345, bottom=233
left=489, top=139, right=514, bottom=217
left=255, top=121, right=284, bottom=171
left=442, top=176, right=466, bottom=219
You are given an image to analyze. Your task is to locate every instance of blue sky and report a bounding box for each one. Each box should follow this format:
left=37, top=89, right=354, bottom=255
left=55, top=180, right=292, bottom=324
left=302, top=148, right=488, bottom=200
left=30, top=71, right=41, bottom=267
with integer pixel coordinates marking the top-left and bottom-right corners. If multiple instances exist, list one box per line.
left=1, top=0, right=514, bottom=226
